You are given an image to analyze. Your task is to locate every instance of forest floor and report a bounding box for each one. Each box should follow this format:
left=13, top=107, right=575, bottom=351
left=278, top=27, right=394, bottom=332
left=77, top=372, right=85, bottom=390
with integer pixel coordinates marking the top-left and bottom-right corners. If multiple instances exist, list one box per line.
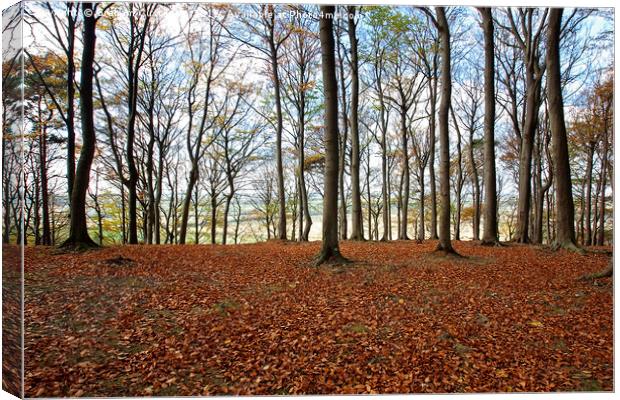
left=21, top=240, right=612, bottom=396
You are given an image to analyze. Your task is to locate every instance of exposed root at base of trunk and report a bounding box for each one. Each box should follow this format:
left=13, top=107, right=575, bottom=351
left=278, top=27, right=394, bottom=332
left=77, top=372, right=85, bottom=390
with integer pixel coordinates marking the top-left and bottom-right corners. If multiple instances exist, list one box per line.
left=433, top=244, right=464, bottom=258
left=59, top=237, right=99, bottom=252
left=313, top=248, right=351, bottom=266
left=551, top=240, right=586, bottom=254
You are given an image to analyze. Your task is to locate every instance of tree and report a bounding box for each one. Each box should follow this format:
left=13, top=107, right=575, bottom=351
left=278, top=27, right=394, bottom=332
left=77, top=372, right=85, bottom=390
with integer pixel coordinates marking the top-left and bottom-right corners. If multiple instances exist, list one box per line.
left=478, top=7, right=500, bottom=245
left=62, top=2, right=100, bottom=248
left=315, top=5, right=348, bottom=265
left=347, top=6, right=364, bottom=241
left=382, top=10, right=426, bottom=240
left=499, top=8, right=547, bottom=244
left=546, top=8, right=579, bottom=251
left=413, top=16, right=440, bottom=240
left=280, top=8, right=320, bottom=242
left=178, top=5, right=234, bottom=244
left=450, top=105, right=465, bottom=240
left=216, top=83, right=265, bottom=245
left=410, top=122, right=431, bottom=242
left=364, top=7, right=394, bottom=241
left=429, top=7, right=455, bottom=253
left=227, top=5, right=293, bottom=240
left=26, top=2, right=79, bottom=202
left=335, top=15, right=349, bottom=240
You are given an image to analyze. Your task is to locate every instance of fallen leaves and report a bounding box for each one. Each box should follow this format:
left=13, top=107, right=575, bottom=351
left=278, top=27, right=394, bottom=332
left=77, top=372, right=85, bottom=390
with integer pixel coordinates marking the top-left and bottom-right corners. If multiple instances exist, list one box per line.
left=21, top=241, right=613, bottom=396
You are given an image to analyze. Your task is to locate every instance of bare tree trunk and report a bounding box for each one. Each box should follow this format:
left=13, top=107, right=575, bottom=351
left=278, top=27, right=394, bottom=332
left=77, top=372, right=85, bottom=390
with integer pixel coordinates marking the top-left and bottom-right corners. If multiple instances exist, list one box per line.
left=399, top=108, right=410, bottom=240
left=120, top=184, right=127, bottom=244
left=348, top=6, right=363, bottom=241
left=451, top=106, right=463, bottom=241
left=336, top=29, right=348, bottom=240
left=380, top=132, right=389, bottom=241
left=315, top=5, right=348, bottom=265
left=195, top=185, right=200, bottom=244
left=234, top=197, right=241, bottom=244
left=547, top=8, right=579, bottom=251
left=366, top=152, right=372, bottom=240
left=429, top=62, right=439, bottom=240
left=180, top=168, right=198, bottom=244
left=125, top=5, right=150, bottom=245
left=584, top=142, right=595, bottom=245
left=417, top=165, right=425, bottom=242
left=596, top=131, right=609, bottom=246
left=222, top=184, right=234, bottom=245
left=66, top=6, right=76, bottom=203
left=38, top=106, right=51, bottom=246
left=469, top=130, right=481, bottom=241
left=210, top=192, right=217, bottom=245
left=269, top=40, right=287, bottom=241
left=62, top=2, right=98, bottom=248
left=435, top=7, right=455, bottom=254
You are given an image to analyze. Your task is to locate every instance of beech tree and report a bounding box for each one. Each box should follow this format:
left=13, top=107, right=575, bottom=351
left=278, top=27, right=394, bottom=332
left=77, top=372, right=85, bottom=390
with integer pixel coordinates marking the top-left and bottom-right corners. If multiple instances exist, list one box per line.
left=227, top=5, right=293, bottom=240
left=546, top=8, right=579, bottom=251
left=347, top=6, right=364, bottom=241
left=315, top=5, right=348, bottom=265
left=478, top=7, right=499, bottom=245
left=425, top=7, right=455, bottom=254
left=62, top=2, right=100, bottom=248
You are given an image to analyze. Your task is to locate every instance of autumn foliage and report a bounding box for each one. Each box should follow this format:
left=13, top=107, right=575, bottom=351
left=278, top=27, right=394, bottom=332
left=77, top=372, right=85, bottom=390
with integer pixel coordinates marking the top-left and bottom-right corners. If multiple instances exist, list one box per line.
left=23, top=241, right=612, bottom=396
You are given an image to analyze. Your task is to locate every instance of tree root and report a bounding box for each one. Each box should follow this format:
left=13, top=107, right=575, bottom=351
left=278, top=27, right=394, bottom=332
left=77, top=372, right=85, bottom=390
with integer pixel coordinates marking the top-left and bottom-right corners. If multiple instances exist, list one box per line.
left=313, top=248, right=351, bottom=266
left=59, top=237, right=99, bottom=252
left=580, top=262, right=613, bottom=280
left=551, top=240, right=586, bottom=255
left=433, top=244, right=464, bottom=258
left=480, top=239, right=505, bottom=247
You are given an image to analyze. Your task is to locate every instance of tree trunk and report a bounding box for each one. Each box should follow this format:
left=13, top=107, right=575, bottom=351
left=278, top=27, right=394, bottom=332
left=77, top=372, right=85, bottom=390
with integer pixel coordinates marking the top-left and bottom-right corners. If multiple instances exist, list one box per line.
left=125, top=7, right=148, bottom=245
left=154, top=148, right=165, bottom=244
left=62, top=2, right=98, bottom=249
left=429, top=58, right=439, bottom=240
left=435, top=7, right=454, bottom=254
left=380, top=130, right=389, bottom=241
left=348, top=6, right=364, bottom=241
left=514, top=53, right=543, bottom=243
left=417, top=165, right=425, bottom=241
left=336, top=29, right=348, bottom=240
left=451, top=106, right=463, bottom=241
left=66, top=8, right=76, bottom=203
left=195, top=185, right=200, bottom=244
left=315, top=5, right=347, bottom=265
left=399, top=108, right=410, bottom=240
left=597, top=131, right=609, bottom=246
left=547, top=8, right=579, bottom=251
left=269, top=39, right=287, bottom=241
left=222, top=186, right=234, bottom=245
left=366, top=153, right=372, bottom=240
left=39, top=106, right=51, bottom=245
left=179, top=167, right=198, bottom=244
left=211, top=193, right=217, bottom=245
left=584, top=142, right=594, bottom=245
left=145, top=93, right=156, bottom=244
left=120, top=184, right=127, bottom=244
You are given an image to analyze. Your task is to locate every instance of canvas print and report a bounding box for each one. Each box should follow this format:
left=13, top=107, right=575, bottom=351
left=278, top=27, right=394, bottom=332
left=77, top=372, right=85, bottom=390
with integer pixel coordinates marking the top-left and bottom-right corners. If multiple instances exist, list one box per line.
left=1, top=1, right=614, bottom=397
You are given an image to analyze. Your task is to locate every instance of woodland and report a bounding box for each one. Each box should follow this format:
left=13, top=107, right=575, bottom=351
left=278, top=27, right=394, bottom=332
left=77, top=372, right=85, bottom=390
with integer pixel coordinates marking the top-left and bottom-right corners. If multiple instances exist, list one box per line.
left=0, top=2, right=615, bottom=396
